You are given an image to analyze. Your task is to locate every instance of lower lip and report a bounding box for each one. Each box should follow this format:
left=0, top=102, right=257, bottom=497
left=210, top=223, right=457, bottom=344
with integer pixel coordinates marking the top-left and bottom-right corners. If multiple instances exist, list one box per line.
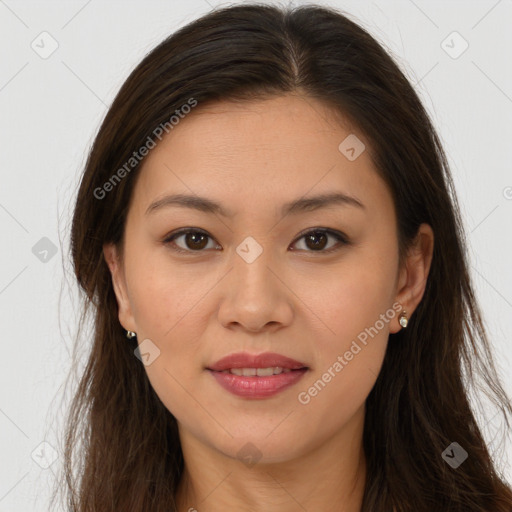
left=207, top=368, right=308, bottom=398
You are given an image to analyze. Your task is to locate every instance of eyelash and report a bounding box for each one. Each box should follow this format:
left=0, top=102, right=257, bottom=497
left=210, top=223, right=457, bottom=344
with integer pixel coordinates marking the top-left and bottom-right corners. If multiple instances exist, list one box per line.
left=162, top=227, right=350, bottom=255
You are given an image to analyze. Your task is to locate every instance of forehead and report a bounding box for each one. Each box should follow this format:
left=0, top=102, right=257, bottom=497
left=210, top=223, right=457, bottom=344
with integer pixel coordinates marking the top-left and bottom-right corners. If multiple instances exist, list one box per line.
left=130, top=94, right=392, bottom=220
left=153, top=94, right=356, bottom=156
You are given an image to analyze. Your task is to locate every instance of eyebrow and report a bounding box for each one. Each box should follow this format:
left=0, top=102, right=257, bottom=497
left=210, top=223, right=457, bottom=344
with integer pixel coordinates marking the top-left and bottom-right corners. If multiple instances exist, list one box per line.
left=145, top=191, right=365, bottom=218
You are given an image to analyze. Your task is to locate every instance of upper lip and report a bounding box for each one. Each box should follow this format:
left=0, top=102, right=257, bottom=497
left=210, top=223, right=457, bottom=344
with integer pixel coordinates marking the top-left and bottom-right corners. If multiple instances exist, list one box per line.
left=207, top=352, right=308, bottom=371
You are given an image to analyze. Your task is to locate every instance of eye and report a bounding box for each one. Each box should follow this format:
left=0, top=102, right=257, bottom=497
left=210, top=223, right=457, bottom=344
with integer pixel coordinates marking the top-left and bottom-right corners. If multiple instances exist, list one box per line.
left=163, top=228, right=220, bottom=253
left=290, top=228, right=349, bottom=253
left=163, top=228, right=349, bottom=254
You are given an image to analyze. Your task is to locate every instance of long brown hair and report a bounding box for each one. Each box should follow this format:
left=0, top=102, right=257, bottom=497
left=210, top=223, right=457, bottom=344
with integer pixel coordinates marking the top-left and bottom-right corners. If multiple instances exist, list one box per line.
left=55, top=3, right=512, bottom=511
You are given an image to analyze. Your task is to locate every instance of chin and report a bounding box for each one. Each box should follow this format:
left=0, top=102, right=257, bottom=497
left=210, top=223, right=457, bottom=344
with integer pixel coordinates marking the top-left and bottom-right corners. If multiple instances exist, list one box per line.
left=208, top=428, right=307, bottom=466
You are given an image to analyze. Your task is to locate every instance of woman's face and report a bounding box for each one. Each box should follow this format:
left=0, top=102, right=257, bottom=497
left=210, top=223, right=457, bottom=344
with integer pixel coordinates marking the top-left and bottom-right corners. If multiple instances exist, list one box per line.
left=104, top=94, right=432, bottom=464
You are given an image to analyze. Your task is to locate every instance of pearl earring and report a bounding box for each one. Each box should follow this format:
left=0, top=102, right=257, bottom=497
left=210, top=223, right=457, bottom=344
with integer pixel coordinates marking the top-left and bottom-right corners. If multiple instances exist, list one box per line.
left=398, top=310, right=408, bottom=329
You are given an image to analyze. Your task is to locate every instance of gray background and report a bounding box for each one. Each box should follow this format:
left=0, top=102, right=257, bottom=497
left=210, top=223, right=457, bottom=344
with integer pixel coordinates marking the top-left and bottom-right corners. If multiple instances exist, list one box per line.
left=1, top=0, right=511, bottom=510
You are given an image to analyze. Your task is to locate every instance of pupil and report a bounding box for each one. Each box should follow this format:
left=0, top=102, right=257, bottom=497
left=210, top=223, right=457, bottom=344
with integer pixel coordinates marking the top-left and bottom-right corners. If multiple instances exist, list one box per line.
left=306, top=232, right=327, bottom=250
left=186, top=232, right=207, bottom=250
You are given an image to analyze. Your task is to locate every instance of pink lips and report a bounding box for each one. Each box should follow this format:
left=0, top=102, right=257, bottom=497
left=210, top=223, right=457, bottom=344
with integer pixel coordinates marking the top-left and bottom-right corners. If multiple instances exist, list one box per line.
left=206, top=351, right=309, bottom=399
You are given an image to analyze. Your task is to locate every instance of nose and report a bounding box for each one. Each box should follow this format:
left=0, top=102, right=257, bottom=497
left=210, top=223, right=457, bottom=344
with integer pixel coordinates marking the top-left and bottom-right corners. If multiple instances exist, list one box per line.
left=216, top=245, right=294, bottom=333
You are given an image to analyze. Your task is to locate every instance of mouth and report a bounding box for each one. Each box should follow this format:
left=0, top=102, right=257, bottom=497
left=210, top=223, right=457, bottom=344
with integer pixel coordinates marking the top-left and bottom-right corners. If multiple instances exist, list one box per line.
left=206, top=352, right=309, bottom=399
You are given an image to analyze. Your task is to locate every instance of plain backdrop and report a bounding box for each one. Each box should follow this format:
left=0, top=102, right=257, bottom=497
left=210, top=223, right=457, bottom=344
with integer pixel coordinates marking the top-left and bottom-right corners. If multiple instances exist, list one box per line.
left=1, top=0, right=511, bottom=510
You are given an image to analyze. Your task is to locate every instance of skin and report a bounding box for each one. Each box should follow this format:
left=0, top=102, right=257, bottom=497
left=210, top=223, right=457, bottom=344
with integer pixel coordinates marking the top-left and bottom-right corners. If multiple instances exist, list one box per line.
left=104, top=93, right=434, bottom=512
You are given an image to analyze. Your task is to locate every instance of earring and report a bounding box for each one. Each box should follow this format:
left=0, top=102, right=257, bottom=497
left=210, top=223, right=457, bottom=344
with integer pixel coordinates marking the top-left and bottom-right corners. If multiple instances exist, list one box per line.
left=398, top=310, right=408, bottom=329
left=126, top=330, right=137, bottom=339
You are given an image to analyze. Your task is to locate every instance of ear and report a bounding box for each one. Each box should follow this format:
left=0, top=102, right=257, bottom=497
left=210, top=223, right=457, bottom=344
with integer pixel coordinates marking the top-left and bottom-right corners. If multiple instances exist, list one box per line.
left=103, top=243, right=137, bottom=333
left=389, top=223, right=434, bottom=333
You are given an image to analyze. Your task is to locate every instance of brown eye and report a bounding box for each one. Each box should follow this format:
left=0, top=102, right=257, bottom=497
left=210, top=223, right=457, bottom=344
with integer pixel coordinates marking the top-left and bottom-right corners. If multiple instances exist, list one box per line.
left=291, top=229, right=349, bottom=253
left=164, top=229, right=219, bottom=253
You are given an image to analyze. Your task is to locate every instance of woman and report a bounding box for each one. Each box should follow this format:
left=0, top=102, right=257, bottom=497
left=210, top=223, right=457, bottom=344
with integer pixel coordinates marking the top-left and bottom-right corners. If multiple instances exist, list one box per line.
left=57, top=3, right=512, bottom=511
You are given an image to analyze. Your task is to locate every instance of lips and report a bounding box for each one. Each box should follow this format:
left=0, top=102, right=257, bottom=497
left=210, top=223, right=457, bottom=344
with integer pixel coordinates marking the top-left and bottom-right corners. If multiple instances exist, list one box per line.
left=206, top=351, right=309, bottom=399
left=207, top=352, right=308, bottom=372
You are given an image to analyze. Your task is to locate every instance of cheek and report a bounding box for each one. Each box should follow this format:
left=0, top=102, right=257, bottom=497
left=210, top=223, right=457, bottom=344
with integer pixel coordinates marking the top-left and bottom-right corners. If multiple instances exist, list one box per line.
left=297, top=244, right=398, bottom=354
left=295, top=277, right=392, bottom=433
left=125, top=247, right=211, bottom=340
left=294, top=242, right=397, bottom=412
left=122, top=249, right=217, bottom=401
left=126, top=274, right=204, bottom=421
